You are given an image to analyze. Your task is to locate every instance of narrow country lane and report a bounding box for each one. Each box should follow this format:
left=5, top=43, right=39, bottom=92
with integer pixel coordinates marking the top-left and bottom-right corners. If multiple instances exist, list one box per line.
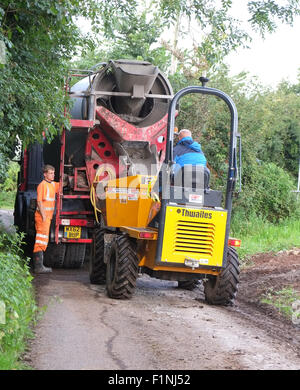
left=1, top=210, right=300, bottom=371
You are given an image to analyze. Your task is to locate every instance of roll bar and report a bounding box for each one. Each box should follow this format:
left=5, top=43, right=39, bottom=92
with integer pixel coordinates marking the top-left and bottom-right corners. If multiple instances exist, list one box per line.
left=155, top=86, right=240, bottom=266
left=165, top=85, right=239, bottom=211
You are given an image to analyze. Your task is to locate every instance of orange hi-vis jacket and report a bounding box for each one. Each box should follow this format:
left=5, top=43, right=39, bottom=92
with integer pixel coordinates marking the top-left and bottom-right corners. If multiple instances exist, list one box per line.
left=33, top=180, right=59, bottom=253
left=36, top=180, right=59, bottom=218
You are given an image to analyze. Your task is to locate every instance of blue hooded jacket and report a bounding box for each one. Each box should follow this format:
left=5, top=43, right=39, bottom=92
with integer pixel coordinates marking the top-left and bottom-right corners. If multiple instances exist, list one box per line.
left=173, top=136, right=207, bottom=168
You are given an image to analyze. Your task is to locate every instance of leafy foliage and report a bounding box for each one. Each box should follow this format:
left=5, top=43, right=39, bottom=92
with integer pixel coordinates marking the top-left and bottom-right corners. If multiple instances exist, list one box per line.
left=0, top=0, right=299, bottom=160
left=255, top=82, right=300, bottom=177
left=71, top=5, right=171, bottom=72
left=0, top=153, right=8, bottom=184
left=0, top=1, right=140, bottom=155
left=234, top=162, right=299, bottom=222
left=0, top=192, right=16, bottom=210
left=0, top=161, right=19, bottom=192
left=0, top=1, right=85, bottom=152
left=169, top=65, right=300, bottom=222
left=155, top=0, right=300, bottom=73
left=248, top=0, right=300, bottom=37
left=68, top=2, right=300, bottom=225
left=0, top=230, right=38, bottom=369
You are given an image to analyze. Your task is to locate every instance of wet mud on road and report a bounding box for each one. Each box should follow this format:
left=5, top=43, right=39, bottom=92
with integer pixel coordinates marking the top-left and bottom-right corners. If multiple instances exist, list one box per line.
left=27, top=253, right=300, bottom=370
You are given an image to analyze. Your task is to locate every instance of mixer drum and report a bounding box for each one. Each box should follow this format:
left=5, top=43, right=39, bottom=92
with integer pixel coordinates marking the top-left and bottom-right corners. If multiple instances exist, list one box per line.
left=70, top=59, right=173, bottom=128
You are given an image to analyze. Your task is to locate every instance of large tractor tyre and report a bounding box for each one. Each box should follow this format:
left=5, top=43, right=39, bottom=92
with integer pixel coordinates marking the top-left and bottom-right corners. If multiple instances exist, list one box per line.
left=89, top=228, right=106, bottom=284
left=106, top=234, right=139, bottom=300
left=177, top=280, right=199, bottom=291
left=44, top=243, right=66, bottom=268
left=204, top=247, right=240, bottom=306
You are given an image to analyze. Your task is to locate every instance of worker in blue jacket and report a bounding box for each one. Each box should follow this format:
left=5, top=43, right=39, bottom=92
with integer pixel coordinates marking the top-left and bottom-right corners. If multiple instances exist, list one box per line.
left=172, top=128, right=209, bottom=189
left=173, top=129, right=207, bottom=168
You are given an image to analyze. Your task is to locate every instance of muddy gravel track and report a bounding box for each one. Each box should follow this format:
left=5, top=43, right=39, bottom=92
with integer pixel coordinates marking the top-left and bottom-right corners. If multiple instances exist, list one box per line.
left=1, top=210, right=299, bottom=371
left=27, top=261, right=300, bottom=371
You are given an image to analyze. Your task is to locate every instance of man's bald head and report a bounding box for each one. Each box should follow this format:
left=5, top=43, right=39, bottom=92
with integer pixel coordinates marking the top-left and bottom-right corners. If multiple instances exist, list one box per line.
left=178, top=129, right=192, bottom=140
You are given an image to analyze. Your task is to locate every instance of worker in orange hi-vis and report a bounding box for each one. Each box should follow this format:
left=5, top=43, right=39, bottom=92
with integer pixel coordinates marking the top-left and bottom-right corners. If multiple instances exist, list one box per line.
left=33, top=164, right=59, bottom=273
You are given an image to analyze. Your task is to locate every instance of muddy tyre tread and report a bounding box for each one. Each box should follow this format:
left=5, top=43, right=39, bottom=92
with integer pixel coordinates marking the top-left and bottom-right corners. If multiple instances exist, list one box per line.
left=204, top=247, right=240, bottom=306
left=44, top=243, right=66, bottom=268
left=64, top=243, right=86, bottom=269
left=106, top=234, right=139, bottom=300
left=89, top=228, right=106, bottom=284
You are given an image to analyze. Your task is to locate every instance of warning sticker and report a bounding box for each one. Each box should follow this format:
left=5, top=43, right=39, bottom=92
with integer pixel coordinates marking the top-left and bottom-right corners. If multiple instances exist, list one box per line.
left=107, top=187, right=127, bottom=194
left=189, top=194, right=203, bottom=204
left=119, top=195, right=127, bottom=204
left=128, top=188, right=139, bottom=195
left=127, top=194, right=138, bottom=201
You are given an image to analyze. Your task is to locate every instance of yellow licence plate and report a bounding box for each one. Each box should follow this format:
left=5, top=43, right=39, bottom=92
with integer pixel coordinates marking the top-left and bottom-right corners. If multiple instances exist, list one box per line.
left=64, top=226, right=81, bottom=239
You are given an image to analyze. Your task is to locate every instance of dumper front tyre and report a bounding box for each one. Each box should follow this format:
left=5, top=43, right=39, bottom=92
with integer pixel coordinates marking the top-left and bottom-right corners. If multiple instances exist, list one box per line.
left=204, top=247, right=240, bottom=306
left=89, top=227, right=106, bottom=284
left=106, top=234, right=139, bottom=299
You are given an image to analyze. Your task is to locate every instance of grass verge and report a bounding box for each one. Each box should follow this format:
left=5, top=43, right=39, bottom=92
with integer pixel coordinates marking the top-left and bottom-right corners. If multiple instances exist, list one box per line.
left=231, top=214, right=300, bottom=260
left=0, top=229, right=38, bottom=370
left=261, top=287, right=300, bottom=323
left=0, top=192, right=15, bottom=210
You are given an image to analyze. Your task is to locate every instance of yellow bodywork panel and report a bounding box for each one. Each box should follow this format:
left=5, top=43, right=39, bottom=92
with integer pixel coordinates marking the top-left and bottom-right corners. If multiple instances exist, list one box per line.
left=160, top=206, right=227, bottom=268
left=105, top=175, right=160, bottom=228
left=139, top=240, right=220, bottom=276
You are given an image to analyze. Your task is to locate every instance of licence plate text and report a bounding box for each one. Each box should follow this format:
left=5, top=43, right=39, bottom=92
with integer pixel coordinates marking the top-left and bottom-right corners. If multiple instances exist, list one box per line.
left=64, top=226, right=81, bottom=239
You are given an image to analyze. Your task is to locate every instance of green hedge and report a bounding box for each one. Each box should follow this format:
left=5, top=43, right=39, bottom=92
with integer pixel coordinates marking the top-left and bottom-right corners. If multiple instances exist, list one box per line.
left=0, top=230, right=38, bottom=369
left=233, top=162, right=299, bottom=223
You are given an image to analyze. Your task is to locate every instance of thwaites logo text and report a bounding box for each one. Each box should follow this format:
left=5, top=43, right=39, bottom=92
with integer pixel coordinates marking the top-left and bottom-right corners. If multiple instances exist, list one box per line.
left=177, top=208, right=212, bottom=219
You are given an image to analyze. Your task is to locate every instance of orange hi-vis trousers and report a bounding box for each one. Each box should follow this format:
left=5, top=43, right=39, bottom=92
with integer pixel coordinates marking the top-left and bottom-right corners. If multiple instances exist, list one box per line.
left=33, top=179, right=59, bottom=253
left=33, top=212, right=52, bottom=253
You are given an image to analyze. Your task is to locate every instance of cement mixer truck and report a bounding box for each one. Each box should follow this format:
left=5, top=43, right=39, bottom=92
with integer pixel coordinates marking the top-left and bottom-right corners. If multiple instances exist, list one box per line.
left=14, top=59, right=241, bottom=305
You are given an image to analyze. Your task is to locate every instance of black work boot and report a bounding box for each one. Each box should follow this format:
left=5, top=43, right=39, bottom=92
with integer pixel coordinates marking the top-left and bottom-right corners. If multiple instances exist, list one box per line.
left=33, top=251, right=52, bottom=274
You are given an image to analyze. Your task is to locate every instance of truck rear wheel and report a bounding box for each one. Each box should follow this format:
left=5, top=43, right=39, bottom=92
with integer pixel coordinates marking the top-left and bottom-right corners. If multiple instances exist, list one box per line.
left=204, top=247, right=240, bottom=306
left=44, top=243, right=66, bottom=268
left=89, top=227, right=106, bottom=284
left=64, top=244, right=86, bottom=269
left=64, top=227, right=87, bottom=269
left=106, top=234, right=139, bottom=299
